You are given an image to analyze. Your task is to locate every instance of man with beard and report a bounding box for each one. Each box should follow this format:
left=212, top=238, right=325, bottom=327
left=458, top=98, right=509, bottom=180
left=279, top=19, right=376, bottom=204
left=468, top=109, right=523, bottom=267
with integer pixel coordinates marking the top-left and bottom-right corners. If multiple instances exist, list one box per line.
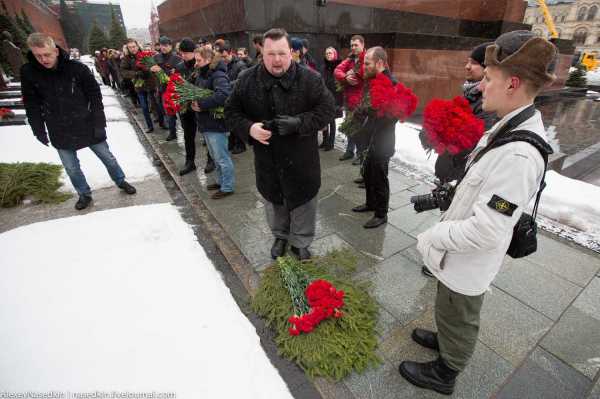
left=350, top=47, right=398, bottom=229
left=225, top=28, right=335, bottom=260
left=151, top=36, right=183, bottom=141
left=21, top=33, right=136, bottom=211
left=175, top=38, right=201, bottom=176
left=335, top=35, right=366, bottom=164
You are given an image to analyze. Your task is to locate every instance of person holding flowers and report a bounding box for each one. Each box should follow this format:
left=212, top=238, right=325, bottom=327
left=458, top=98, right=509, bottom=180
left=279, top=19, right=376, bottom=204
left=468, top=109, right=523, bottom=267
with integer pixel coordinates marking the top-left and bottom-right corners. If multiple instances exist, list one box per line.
left=120, top=38, right=166, bottom=133
left=190, top=47, right=235, bottom=199
left=152, top=36, right=183, bottom=141
left=350, top=46, right=418, bottom=229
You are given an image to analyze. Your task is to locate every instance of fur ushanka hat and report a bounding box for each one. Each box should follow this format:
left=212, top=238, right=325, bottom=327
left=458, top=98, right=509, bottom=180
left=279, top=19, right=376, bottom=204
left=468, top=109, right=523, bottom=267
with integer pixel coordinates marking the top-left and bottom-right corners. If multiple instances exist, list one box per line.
left=485, top=30, right=558, bottom=88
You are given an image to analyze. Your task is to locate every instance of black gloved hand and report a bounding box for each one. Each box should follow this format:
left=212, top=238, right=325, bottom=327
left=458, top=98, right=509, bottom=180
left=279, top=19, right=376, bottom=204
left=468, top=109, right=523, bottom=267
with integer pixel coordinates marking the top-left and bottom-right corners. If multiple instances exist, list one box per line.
left=274, top=115, right=301, bottom=136
left=261, top=120, right=277, bottom=134
left=93, top=127, right=106, bottom=139
left=35, top=131, right=49, bottom=146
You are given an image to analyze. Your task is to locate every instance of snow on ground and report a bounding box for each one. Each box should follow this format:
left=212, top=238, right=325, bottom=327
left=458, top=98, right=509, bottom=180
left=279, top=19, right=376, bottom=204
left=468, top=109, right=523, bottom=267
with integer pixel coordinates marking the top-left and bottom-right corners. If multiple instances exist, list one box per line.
left=587, top=68, right=600, bottom=86
left=0, top=203, right=294, bottom=398
left=339, top=119, right=600, bottom=247
left=0, top=122, right=156, bottom=192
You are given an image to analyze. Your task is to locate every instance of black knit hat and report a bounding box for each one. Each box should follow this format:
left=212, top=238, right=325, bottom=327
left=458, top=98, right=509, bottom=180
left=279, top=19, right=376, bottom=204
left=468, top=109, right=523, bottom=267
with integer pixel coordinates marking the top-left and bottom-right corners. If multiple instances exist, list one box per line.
left=470, top=42, right=492, bottom=67
left=179, top=38, right=196, bottom=53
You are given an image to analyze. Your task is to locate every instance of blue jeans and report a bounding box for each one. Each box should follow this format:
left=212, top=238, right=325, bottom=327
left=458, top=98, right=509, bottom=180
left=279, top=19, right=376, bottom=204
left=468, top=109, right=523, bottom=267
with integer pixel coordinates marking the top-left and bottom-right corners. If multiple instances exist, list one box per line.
left=57, top=140, right=126, bottom=196
left=345, top=135, right=356, bottom=155
left=204, top=131, right=234, bottom=192
left=156, top=89, right=177, bottom=134
left=137, top=90, right=164, bottom=130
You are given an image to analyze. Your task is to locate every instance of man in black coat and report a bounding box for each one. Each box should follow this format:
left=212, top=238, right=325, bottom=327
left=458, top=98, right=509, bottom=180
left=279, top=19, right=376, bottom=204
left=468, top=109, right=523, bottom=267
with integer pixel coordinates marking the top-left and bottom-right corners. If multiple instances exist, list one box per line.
left=351, top=47, right=398, bottom=229
left=21, top=33, right=136, bottom=211
left=152, top=36, right=183, bottom=141
left=217, top=40, right=248, bottom=155
left=225, top=28, right=335, bottom=260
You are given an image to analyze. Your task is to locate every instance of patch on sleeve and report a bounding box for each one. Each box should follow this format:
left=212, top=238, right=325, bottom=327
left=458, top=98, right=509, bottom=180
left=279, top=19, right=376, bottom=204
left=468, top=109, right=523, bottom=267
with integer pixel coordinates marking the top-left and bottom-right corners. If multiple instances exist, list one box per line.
left=487, top=195, right=517, bottom=216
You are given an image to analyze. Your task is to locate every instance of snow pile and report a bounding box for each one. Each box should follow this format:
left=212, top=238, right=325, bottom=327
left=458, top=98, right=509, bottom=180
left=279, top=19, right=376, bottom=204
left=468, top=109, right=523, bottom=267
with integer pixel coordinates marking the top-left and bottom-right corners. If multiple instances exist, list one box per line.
left=587, top=68, right=600, bottom=86
left=539, top=171, right=600, bottom=237
left=0, top=203, right=293, bottom=398
left=351, top=120, right=600, bottom=245
left=0, top=123, right=156, bottom=192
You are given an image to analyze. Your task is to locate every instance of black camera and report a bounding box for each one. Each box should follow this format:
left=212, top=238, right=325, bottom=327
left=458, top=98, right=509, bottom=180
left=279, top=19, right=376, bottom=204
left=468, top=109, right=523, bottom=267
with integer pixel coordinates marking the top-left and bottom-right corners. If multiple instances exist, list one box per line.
left=410, top=181, right=454, bottom=213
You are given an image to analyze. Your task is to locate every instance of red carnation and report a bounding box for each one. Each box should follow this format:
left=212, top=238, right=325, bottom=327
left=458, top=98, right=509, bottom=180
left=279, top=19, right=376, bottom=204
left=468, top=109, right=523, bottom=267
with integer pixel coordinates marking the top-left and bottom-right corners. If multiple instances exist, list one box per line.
left=422, top=96, right=485, bottom=156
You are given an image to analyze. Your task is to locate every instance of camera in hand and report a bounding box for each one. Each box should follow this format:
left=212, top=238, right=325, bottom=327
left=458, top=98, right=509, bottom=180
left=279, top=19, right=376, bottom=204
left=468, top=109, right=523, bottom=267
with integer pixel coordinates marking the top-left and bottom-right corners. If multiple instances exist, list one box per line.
left=410, top=181, right=454, bottom=213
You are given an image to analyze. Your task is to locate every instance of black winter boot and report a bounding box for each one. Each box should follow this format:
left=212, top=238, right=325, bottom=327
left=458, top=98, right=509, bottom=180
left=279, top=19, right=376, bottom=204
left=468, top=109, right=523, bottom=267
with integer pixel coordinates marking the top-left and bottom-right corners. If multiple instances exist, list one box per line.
left=271, top=238, right=287, bottom=259
left=118, top=181, right=137, bottom=195
left=75, top=195, right=92, bottom=210
left=411, top=328, right=440, bottom=351
left=398, top=357, right=458, bottom=396
left=179, top=161, right=196, bottom=176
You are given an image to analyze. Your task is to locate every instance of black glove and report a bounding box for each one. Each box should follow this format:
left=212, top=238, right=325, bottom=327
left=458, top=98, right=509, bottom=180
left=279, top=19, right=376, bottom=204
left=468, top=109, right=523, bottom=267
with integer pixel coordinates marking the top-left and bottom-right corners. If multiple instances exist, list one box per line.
left=35, top=131, right=49, bottom=146
left=93, top=127, right=106, bottom=139
left=274, top=115, right=301, bottom=136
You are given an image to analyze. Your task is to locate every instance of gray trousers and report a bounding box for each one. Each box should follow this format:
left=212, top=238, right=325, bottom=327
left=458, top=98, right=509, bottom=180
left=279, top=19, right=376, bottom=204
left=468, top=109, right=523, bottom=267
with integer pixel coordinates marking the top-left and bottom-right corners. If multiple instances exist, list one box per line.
left=264, top=196, right=318, bottom=248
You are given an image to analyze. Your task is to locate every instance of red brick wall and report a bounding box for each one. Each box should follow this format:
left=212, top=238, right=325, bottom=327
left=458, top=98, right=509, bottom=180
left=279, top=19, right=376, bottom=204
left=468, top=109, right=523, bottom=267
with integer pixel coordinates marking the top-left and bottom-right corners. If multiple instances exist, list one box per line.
left=4, top=0, right=67, bottom=49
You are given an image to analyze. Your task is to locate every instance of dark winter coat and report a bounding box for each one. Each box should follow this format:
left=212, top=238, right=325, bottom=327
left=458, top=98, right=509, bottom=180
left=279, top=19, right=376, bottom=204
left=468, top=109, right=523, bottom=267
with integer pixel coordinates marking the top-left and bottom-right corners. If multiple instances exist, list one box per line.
left=21, top=47, right=107, bottom=151
left=322, top=58, right=343, bottom=117
left=225, top=56, right=248, bottom=84
left=225, top=62, right=335, bottom=209
left=120, top=52, right=156, bottom=92
left=358, top=70, right=397, bottom=161
left=175, top=58, right=199, bottom=115
left=154, top=50, right=183, bottom=91
left=95, top=54, right=109, bottom=77
left=433, top=81, right=499, bottom=183
left=194, top=57, right=232, bottom=133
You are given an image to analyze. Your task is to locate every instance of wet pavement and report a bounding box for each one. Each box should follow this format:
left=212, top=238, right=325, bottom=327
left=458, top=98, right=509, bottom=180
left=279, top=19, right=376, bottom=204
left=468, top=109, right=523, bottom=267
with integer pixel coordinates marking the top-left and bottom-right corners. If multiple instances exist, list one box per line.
left=125, top=96, right=600, bottom=399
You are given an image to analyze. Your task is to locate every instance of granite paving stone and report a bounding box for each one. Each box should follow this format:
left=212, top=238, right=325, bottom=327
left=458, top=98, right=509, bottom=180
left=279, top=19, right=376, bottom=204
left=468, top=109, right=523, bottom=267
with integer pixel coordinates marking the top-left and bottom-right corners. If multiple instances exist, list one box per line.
left=495, top=347, right=592, bottom=399
left=493, top=257, right=582, bottom=320
left=588, top=380, right=600, bottom=398
left=387, top=205, right=441, bottom=238
left=478, top=287, right=553, bottom=366
left=541, top=277, right=600, bottom=379
left=310, top=233, right=378, bottom=275
left=359, top=252, right=437, bottom=326
left=527, top=235, right=600, bottom=287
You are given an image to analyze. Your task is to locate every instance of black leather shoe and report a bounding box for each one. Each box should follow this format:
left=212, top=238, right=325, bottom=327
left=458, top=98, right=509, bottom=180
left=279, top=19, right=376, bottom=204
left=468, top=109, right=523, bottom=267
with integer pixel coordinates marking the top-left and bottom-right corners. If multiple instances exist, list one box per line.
left=231, top=146, right=246, bottom=154
left=290, top=246, right=311, bottom=260
left=204, top=160, right=216, bottom=174
left=75, top=195, right=92, bottom=210
left=145, top=128, right=154, bottom=133
left=411, top=328, right=440, bottom=351
left=179, top=162, right=196, bottom=176
left=422, top=266, right=435, bottom=278
left=339, top=152, right=353, bottom=161
left=398, top=357, right=458, bottom=396
left=206, top=183, right=220, bottom=191
left=364, top=215, right=387, bottom=229
left=352, top=204, right=373, bottom=213
left=352, top=158, right=362, bottom=166
left=118, top=181, right=137, bottom=195
left=271, top=238, right=287, bottom=259
left=353, top=177, right=364, bottom=184
left=323, top=146, right=333, bottom=151
left=165, top=132, right=177, bottom=141
left=358, top=182, right=366, bottom=189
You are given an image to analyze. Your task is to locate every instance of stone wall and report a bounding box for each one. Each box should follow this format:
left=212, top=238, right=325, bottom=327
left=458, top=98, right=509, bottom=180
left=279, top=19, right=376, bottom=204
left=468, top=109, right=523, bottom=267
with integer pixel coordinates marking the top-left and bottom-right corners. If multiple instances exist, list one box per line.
left=3, top=0, right=67, bottom=49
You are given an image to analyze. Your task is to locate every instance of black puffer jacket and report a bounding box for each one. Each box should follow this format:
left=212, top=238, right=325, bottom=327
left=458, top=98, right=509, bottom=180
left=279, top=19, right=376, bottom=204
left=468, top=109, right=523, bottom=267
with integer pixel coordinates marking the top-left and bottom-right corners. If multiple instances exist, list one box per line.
left=226, top=56, right=248, bottom=84
left=21, top=47, right=107, bottom=150
left=194, top=58, right=232, bottom=132
left=225, top=62, right=335, bottom=209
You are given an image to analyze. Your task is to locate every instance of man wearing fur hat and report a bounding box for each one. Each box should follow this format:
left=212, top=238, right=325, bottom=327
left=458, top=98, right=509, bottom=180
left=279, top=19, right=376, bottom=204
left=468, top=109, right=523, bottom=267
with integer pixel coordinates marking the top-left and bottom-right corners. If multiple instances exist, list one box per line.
left=399, top=31, right=557, bottom=395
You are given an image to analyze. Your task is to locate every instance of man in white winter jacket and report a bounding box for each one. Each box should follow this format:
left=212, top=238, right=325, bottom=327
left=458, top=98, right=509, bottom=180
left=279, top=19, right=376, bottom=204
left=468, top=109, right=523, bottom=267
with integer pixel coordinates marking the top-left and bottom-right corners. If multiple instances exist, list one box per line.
left=398, top=31, right=558, bottom=395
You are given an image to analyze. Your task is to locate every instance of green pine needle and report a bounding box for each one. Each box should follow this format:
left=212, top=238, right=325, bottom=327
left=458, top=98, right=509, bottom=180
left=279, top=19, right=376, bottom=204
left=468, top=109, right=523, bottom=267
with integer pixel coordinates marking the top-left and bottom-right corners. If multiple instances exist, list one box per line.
left=0, top=162, right=72, bottom=207
left=252, top=250, right=381, bottom=381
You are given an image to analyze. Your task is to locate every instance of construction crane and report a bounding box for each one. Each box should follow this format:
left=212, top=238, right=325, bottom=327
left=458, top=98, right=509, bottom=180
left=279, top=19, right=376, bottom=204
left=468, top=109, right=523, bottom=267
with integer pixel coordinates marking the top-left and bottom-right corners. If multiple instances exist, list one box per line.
left=537, top=0, right=559, bottom=39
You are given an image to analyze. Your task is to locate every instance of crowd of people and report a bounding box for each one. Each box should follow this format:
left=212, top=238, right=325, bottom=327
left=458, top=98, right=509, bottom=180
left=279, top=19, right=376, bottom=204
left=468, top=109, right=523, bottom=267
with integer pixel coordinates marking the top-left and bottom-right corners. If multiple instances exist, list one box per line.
left=20, top=27, right=558, bottom=396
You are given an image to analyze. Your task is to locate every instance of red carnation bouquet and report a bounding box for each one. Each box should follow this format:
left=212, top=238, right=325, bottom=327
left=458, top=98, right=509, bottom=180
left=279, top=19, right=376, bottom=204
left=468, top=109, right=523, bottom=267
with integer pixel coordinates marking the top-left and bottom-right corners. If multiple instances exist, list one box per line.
left=340, top=72, right=418, bottom=137
left=133, top=50, right=169, bottom=88
left=0, top=107, right=15, bottom=120
left=278, top=257, right=345, bottom=336
left=162, top=72, right=225, bottom=118
left=421, top=96, right=485, bottom=155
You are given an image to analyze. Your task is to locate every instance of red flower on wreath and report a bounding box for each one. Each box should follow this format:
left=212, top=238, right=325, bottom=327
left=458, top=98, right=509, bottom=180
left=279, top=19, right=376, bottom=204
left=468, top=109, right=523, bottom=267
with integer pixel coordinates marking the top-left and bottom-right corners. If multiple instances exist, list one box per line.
left=287, top=279, right=345, bottom=336
left=369, top=73, right=418, bottom=122
left=422, top=96, right=485, bottom=155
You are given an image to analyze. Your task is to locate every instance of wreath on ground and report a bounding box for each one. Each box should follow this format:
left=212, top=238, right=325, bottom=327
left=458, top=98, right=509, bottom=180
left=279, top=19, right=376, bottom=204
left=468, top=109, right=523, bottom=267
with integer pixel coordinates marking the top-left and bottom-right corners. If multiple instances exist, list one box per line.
left=0, top=162, right=71, bottom=207
left=251, top=250, right=381, bottom=381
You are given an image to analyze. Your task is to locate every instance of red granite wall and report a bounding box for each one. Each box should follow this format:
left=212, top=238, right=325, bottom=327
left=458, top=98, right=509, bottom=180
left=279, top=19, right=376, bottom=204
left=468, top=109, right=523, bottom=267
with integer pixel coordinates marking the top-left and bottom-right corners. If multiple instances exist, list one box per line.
left=3, top=0, right=67, bottom=49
